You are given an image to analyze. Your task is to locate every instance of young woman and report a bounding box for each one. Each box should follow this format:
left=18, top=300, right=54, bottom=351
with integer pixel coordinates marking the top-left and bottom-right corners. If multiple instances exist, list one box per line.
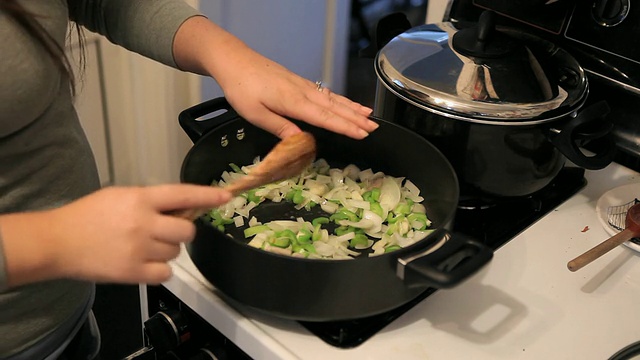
left=0, top=1, right=377, bottom=358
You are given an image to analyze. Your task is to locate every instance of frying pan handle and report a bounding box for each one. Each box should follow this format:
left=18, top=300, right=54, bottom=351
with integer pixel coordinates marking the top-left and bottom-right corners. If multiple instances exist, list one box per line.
left=179, top=97, right=239, bottom=143
left=548, top=100, right=616, bottom=170
left=399, top=234, right=493, bottom=288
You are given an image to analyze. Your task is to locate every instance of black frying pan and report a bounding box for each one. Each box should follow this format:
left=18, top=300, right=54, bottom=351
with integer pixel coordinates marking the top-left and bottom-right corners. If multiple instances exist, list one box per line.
left=179, top=97, right=493, bottom=321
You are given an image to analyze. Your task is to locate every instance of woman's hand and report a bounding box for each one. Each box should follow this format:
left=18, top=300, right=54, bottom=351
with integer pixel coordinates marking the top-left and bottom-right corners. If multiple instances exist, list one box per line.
left=173, top=16, right=379, bottom=140
left=0, top=184, right=232, bottom=288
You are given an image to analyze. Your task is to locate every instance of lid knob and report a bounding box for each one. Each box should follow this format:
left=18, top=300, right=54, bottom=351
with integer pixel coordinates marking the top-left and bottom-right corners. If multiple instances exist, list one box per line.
left=451, top=11, right=516, bottom=58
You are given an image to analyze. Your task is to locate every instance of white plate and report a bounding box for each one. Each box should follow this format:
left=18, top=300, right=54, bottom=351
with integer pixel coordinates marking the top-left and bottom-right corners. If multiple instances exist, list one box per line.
left=596, top=183, right=640, bottom=252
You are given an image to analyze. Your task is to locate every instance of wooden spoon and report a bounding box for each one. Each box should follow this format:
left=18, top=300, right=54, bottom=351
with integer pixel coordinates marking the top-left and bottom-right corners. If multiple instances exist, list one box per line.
left=174, top=131, right=316, bottom=220
left=567, top=202, right=640, bottom=272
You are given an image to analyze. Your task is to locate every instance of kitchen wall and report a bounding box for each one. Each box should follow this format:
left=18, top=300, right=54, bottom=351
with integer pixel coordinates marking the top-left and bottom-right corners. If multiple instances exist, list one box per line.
left=199, top=0, right=351, bottom=100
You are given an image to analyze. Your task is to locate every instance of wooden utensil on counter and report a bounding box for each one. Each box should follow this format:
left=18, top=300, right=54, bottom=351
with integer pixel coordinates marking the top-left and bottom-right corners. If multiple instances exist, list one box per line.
left=567, top=203, right=640, bottom=272
left=174, top=131, right=316, bottom=221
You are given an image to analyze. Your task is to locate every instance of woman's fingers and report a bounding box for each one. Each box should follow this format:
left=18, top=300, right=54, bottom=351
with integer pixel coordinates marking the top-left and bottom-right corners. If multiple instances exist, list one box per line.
left=144, top=184, right=233, bottom=213
left=145, top=241, right=182, bottom=262
left=138, top=262, right=174, bottom=284
left=237, top=88, right=378, bottom=140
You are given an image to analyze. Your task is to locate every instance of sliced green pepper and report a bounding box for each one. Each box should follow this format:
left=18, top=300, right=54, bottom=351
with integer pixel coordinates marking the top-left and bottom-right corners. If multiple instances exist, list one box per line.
left=312, top=217, right=330, bottom=227
left=244, top=224, right=270, bottom=238
left=330, top=208, right=359, bottom=222
left=369, top=202, right=384, bottom=218
left=245, top=189, right=262, bottom=204
left=384, top=245, right=402, bottom=253
left=312, top=224, right=323, bottom=242
left=296, top=228, right=312, bottom=244
left=292, top=190, right=305, bottom=205
left=270, top=236, right=291, bottom=248
left=407, top=213, right=429, bottom=230
left=393, top=202, right=412, bottom=216
left=334, top=225, right=355, bottom=236
left=370, top=187, right=381, bottom=202
left=349, top=234, right=369, bottom=248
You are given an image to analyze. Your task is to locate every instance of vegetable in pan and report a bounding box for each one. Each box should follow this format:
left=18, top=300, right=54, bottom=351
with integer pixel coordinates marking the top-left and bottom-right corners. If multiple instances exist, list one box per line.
left=208, top=158, right=434, bottom=259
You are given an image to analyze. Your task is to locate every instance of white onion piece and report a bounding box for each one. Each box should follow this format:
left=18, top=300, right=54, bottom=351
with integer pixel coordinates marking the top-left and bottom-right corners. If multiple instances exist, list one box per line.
left=248, top=217, right=261, bottom=227
left=361, top=210, right=383, bottom=233
left=344, top=199, right=370, bottom=211
left=320, top=200, right=339, bottom=214
left=329, top=169, right=344, bottom=187
left=233, top=216, right=244, bottom=227
left=379, top=177, right=402, bottom=213
left=412, top=203, right=427, bottom=214
left=333, top=232, right=356, bottom=243
left=343, top=164, right=360, bottom=180
left=358, top=168, right=374, bottom=182
left=338, top=219, right=375, bottom=230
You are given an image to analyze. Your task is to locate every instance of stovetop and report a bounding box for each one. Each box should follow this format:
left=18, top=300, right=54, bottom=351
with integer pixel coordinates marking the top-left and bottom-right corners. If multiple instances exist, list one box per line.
left=164, top=160, right=640, bottom=360
left=298, top=167, right=587, bottom=348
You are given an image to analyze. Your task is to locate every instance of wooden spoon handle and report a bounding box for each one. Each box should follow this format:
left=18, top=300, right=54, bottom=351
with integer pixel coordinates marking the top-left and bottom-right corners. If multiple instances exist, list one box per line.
left=567, top=228, right=635, bottom=272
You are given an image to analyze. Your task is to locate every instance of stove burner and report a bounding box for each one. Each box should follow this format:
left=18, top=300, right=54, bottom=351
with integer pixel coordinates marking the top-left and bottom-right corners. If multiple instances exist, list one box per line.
left=299, top=167, right=587, bottom=348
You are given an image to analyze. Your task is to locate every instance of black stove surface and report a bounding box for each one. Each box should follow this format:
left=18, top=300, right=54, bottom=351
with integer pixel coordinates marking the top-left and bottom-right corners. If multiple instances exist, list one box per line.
left=299, top=167, right=587, bottom=348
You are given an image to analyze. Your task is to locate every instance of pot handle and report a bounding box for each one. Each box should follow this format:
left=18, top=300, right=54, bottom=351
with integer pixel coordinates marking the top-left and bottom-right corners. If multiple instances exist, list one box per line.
left=398, top=234, right=493, bottom=289
left=548, top=100, right=616, bottom=170
left=178, top=97, right=239, bottom=143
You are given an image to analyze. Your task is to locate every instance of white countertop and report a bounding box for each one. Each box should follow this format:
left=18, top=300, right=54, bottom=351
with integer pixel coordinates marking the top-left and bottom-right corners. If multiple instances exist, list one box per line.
left=164, top=163, right=640, bottom=360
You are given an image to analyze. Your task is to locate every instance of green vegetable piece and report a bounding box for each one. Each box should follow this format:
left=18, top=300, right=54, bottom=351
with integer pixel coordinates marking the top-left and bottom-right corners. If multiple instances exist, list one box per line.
left=216, top=225, right=225, bottom=232
left=330, top=208, right=358, bottom=222
left=312, top=224, right=323, bottom=242
left=244, top=224, right=270, bottom=238
left=386, top=222, right=397, bottom=235
left=246, top=189, right=262, bottom=204
left=370, top=188, right=381, bottom=202
left=312, top=217, right=330, bottom=227
left=407, top=213, right=429, bottom=230
left=334, top=226, right=355, bottom=236
left=349, top=234, right=369, bottom=248
left=384, top=245, right=402, bottom=253
left=369, top=202, right=383, bottom=218
left=304, top=201, right=317, bottom=211
left=229, top=163, right=244, bottom=174
left=296, top=229, right=312, bottom=244
left=276, top=229, right=297, bottom=241
left=285, top=190, right=296, bottom=201
left=292, top=190, right=305, bottom=205
left=210, top=210, right=233, bottom=227
left=270, top=236, right=291, bottom=248
left=362, top=190, right=373, bottom=202
left=387, top=214, right=405, bottom=224
left=393, top=202, right=412, bottom=216
left=301, top=243, right=316, bottom=254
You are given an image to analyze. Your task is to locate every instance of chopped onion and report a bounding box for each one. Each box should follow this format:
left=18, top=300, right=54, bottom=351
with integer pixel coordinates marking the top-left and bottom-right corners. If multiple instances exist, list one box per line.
left=209, top=158, right=433, bottom=259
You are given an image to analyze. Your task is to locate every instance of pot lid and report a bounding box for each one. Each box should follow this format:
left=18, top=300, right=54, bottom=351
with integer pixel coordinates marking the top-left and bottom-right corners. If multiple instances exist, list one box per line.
left=374, top=11, right=588, bottom=121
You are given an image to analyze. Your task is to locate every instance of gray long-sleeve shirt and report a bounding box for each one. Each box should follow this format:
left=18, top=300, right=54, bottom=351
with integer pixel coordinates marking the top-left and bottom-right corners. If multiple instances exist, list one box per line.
left=0, top=0, right=200, bottom=356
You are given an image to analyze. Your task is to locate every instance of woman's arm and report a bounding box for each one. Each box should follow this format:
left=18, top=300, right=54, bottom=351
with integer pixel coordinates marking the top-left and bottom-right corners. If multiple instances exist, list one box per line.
left=172, top=16, right=378, bottom=139
left=68, top=0, right=378, bottom=139
left=0, top=184, right=231, bottom=290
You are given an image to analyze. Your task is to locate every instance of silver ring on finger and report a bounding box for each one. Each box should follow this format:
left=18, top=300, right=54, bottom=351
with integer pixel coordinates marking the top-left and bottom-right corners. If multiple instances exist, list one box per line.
left=315, top=80, right=324, bottom=92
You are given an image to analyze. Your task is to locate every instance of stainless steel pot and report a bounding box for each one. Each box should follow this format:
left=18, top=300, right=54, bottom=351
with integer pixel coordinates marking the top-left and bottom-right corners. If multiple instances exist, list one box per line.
left=373, top=11, right=615, bottom=197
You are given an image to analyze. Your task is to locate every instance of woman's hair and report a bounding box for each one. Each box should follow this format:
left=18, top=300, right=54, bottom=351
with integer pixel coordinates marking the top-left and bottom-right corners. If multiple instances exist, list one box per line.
left=1, top=0, right=84, bottom=97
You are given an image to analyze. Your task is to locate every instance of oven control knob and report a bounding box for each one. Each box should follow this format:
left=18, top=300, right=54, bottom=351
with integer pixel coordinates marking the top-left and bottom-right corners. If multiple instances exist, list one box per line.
left=592, top=0, right=630, bottom=27
left=143, top=309, right=191, bottom=353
